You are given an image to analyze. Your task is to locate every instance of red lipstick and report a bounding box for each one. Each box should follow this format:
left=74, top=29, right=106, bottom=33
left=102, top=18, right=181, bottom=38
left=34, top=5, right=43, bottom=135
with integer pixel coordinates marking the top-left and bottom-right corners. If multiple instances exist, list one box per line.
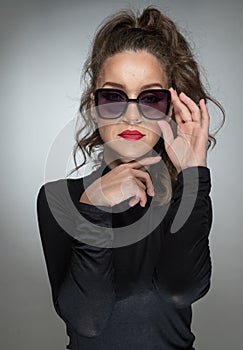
left=118, top=130, right=145, bottom=140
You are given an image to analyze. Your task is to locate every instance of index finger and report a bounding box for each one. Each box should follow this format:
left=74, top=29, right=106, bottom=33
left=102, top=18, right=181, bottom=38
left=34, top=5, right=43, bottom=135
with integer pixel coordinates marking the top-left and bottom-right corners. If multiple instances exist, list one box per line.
left=124, top=156, right=161, bottom=169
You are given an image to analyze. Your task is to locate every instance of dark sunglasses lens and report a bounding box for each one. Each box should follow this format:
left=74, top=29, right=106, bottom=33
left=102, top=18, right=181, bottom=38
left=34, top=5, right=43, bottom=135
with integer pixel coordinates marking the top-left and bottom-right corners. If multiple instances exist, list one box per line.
left=139, top=91, right=170, bottom=119
left=96, top=90, right=127, bottom=119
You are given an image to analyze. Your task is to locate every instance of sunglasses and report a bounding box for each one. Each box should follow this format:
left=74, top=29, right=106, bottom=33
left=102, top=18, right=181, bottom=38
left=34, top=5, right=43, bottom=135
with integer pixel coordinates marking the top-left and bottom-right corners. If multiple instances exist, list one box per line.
left=94, top=88, right=171, bottom=120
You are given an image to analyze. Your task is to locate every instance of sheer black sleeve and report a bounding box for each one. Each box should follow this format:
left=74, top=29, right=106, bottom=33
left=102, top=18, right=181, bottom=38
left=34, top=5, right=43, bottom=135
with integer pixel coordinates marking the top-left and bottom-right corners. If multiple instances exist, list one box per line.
left=36, top=181, right=115, bottom=337
left=153, top=166, right=212, bottom=308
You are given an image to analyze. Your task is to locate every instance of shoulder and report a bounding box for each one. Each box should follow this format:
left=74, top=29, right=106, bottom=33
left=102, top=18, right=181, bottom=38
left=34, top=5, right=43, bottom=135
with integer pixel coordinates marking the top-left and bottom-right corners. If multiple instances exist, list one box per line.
left=37, top=178, right=69, bottom=205
left=36, top=164, right=104, bottom=216
left=37, top=167, right=100, bottom=208
left=37, top=177, right=83, bottom=210
left=36, top=178, right=85, bottom=239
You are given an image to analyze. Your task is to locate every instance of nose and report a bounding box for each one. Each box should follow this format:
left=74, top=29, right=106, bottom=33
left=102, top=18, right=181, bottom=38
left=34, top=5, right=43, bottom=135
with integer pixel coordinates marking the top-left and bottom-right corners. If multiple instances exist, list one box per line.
left=121, top=101, right=142, bottom=124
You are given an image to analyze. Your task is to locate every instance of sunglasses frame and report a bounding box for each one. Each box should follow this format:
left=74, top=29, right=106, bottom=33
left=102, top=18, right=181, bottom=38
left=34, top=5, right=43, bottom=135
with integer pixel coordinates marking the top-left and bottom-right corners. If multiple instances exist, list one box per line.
left=94, top=88, right=171, bottom=120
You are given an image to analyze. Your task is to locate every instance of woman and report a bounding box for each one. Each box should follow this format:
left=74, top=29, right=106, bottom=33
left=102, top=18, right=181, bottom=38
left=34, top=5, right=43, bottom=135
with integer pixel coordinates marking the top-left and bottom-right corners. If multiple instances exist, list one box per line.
left=37, top=7, right=224, bottom=350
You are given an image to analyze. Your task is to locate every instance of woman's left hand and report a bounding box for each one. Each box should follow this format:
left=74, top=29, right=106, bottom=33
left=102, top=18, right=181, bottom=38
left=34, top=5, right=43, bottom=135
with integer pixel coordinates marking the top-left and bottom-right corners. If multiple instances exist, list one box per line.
left=157, top=88, right=210, bottom=173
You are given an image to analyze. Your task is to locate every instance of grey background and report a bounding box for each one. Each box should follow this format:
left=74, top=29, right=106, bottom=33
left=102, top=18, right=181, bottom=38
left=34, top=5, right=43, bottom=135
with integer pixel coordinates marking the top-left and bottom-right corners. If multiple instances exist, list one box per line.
left=1, top=0, right=242, bottom=349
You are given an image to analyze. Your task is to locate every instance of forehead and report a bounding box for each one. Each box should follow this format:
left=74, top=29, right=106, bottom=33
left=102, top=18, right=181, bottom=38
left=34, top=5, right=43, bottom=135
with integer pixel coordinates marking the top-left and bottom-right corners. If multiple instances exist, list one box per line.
left=97, top=50, right=168, bottom=91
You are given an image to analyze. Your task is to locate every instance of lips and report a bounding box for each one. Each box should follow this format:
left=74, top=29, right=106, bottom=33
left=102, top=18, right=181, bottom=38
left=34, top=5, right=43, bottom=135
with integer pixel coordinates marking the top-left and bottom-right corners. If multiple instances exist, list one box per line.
left=118, top=130, right=145, bottom=140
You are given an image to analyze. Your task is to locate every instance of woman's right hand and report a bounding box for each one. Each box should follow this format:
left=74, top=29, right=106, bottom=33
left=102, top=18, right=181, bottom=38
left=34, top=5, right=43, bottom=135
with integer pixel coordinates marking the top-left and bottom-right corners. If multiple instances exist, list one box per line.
left=79, top=156, right=161, bottom=208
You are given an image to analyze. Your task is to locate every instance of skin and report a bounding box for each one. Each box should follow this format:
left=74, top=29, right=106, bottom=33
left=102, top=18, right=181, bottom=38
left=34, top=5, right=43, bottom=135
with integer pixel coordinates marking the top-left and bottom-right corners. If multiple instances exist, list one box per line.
left=80, top=50, right=209, bottom=207
left=93, top=50, right=168, bottom=164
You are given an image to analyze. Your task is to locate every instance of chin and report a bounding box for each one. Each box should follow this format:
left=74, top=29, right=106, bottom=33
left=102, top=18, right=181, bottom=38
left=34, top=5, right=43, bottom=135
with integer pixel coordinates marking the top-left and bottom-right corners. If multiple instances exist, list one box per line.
left=116, top=148, right=154, bottom=162
left=104, top=139, right=157, bottom=163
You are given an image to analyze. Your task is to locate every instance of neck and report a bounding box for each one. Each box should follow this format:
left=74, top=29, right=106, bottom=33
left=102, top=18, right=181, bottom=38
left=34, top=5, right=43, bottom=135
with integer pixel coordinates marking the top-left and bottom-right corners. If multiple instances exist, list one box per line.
left=103, top=147, right=154, bottom=169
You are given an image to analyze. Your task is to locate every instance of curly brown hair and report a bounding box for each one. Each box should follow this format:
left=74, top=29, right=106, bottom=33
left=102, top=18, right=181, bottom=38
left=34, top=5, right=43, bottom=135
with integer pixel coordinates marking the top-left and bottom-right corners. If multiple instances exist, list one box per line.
left=70, top=6, right=225, bottom=204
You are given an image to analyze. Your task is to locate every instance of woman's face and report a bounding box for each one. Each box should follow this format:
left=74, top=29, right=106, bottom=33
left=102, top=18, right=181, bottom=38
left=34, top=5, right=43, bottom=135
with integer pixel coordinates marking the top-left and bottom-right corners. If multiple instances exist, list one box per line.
left=94, top=50, right=169, bottom=164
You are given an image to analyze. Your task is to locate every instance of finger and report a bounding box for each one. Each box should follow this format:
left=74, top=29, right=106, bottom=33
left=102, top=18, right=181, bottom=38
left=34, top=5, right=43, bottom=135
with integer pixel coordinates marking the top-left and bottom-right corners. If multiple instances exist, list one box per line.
left=131, top=169, right=155, bottom=197
left=170, top=88, right=191, bottom=123
left=129, top=196, right=140, bottom=207
left=127, top=180, right=147, bottom=207
left=199, top=98, right=210, bottom=130
left=125, top=156, right=161, bottom=169
left=179, top=92, right=201, bottom=122
left=138, top=187, right=148, bottom=207
left=129, top=194, right=146, bottom=207
left=129, top=187, right=148, bottom=207
left=133, top=178, right=147, bottom=191
left=157, top=119, right=174, bottom=146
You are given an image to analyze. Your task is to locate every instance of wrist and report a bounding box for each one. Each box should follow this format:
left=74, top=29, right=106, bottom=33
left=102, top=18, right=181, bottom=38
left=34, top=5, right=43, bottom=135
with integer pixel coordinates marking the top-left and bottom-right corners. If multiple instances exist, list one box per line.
left=177, top=158, right=207, bottom=173
left=80, top=189, right=112, bottom=207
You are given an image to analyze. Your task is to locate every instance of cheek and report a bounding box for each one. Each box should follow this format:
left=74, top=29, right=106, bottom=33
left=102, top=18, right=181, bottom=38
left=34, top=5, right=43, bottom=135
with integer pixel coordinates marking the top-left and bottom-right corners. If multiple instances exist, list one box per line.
left=146, top=123, right=162, bottom=139
left=97, top=126, right=107, bottom=141
left=97, top=124, right=114, bottom=142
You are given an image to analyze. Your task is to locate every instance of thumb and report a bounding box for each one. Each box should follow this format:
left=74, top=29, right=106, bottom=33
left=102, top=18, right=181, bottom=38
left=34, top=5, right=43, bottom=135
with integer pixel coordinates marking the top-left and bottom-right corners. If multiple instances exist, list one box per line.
left=157, top=120, right=174, bottom=147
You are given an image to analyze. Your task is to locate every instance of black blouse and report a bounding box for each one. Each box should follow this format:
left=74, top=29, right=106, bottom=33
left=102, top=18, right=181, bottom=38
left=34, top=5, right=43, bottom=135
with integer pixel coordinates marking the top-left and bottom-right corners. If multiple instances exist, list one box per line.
left=36, top=163, right=212, bottom=350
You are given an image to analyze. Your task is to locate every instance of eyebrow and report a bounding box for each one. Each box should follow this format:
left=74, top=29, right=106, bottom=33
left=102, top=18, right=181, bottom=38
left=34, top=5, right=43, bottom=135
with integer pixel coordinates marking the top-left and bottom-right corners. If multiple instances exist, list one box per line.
left=101, top=82, right=165, bottom=89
